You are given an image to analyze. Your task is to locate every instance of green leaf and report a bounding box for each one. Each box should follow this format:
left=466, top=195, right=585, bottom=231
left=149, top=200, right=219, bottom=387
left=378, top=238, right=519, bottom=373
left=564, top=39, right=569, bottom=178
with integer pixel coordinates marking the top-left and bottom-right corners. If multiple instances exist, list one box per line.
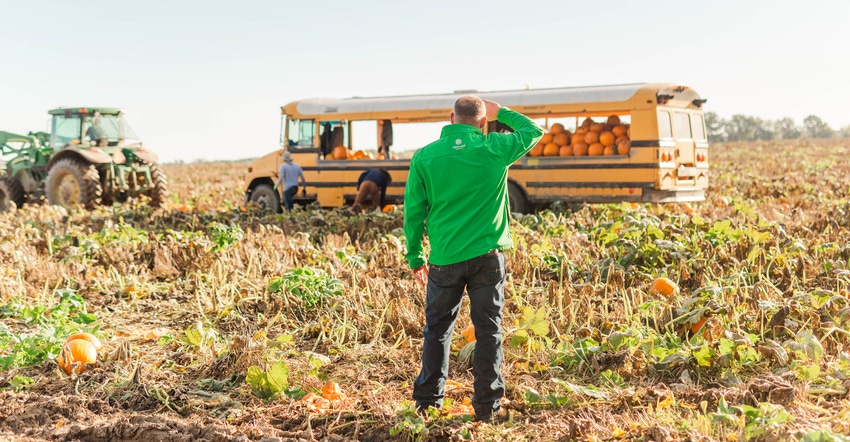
left=246, top=361, right=289, bottom=400
left=9, top=375, right=33, bottom=392
left=693, top=345, right=715, bottom=367
left=266, top=361, right=289, bottom=393
left=524, top=387, right=541, bottom=403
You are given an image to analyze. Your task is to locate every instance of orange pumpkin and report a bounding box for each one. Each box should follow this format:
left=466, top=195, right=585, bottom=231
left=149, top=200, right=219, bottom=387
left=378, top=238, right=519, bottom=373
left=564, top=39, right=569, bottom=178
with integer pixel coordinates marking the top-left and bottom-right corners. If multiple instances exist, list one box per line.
left=540, top=133, right=554, bottom=144
left=599, top=131, right=615, bottom=147
left=65, top=332, right=103, bottom=350
left=543, top=143, right=560, bottom=156
left=573, top=142, right=589, bottom=156
left=607, top=115, right=621, bottom=126
left=612, top=125, right=627, bottom=137
left=584, top=131, right=599, bottom=145
left=529, top=143, right=544, bottom=157
left=581, top=118, right=593, bottom=129
left=553, top=133, right=570, bottom=146
left=589, top=123, right=605, bottom=132
left=460, top=325, right=476, bottom=343
left=550, top=123, right=565, bottom=135
left=616, top=138, right=631, bottom=155
left=603, top=146, right=615, bottom=156
left=58, top=339, right=97, bottom=375
left=559, top=145, right=574, bottom=156
left=331, top=146, right=348, bottom=160
left=690, top=316, right=709, bottom=334
left=588, top=143, right=604, bottom=156
left=649, top=277, right=679, bottom=298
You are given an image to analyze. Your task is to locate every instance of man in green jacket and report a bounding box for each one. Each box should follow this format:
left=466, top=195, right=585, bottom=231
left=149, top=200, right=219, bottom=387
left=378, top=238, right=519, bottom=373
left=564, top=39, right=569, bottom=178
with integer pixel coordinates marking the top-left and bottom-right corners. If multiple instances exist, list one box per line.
left=404, top=95, right=543, bottom=422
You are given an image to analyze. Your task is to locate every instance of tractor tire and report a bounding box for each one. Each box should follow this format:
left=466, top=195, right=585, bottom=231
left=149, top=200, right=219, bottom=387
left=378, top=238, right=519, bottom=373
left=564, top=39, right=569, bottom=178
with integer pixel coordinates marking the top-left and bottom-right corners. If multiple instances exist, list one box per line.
left=0, top=176, right=25, bottom=212
left=507, top=181, right=529, bottom=214
left=45, top=157, right=103, bottom=210
left=144, top=163, right=168, bottom=208
left=249, top=184, right=281, bottom=213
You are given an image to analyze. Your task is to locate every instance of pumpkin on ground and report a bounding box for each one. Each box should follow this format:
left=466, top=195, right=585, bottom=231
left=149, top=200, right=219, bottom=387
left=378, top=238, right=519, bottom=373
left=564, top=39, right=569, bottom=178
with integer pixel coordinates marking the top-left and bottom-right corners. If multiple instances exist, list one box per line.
left=65, top=332, right=103, bottom=350
left=460, top=325, right=476, bottom=343
left=649, top=277, right=679, bottom=298
left=58, top=338, right=98, bottom=375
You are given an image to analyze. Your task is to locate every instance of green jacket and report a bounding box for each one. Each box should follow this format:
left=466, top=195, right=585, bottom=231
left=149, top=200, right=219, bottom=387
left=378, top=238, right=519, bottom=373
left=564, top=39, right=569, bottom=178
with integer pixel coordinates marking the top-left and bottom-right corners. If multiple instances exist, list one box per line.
left=404, top=107, right=544, bottom=268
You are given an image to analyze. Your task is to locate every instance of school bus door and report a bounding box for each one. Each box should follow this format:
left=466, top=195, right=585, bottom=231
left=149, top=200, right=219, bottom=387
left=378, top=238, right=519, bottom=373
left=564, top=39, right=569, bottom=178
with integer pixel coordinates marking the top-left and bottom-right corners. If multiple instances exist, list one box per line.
left=672, top=110, right=697, bottom=186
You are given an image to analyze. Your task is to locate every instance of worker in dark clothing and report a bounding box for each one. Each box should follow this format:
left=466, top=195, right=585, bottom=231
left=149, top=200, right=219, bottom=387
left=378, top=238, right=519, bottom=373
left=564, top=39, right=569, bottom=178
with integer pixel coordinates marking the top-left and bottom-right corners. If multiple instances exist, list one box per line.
left=351, top=169, right=392, bottom=213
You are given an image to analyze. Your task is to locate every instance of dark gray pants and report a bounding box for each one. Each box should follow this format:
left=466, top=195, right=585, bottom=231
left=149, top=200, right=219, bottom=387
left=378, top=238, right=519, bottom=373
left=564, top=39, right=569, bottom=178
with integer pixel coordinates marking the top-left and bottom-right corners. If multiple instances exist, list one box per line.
left=413, top=251, right=506, bottom=420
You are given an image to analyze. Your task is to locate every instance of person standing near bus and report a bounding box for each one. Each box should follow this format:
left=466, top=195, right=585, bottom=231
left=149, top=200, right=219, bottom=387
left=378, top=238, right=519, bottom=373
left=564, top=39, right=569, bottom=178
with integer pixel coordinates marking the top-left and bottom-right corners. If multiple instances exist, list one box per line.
left=404, top=96, right=544, bottom=422
left=274, top=151, right=306, bottom=212
left=350, top=168, right=392, bottom=213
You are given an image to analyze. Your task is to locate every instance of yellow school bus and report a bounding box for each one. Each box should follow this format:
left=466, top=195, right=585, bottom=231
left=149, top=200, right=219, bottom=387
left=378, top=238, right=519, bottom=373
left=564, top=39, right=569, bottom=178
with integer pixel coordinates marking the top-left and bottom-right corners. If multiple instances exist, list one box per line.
left=244, top=83, right=708, bottom=213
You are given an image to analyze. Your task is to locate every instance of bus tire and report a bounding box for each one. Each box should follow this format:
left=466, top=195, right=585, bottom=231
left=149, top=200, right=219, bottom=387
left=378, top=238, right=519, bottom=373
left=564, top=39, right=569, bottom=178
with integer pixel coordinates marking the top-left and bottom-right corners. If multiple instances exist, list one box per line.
left=249, top=184, right=281, bottom=213
left=507, top=181, right=529, bottom=214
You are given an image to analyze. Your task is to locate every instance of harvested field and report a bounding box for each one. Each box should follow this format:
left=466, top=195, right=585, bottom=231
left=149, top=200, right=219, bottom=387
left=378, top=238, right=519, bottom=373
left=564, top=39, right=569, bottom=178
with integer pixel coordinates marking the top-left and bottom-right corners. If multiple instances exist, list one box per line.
left=2, top=139, right=850, bottom=441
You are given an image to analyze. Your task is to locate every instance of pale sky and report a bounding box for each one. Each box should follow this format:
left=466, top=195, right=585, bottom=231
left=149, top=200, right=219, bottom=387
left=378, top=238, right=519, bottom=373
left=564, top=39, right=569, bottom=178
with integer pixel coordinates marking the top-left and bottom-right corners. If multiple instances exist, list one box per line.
left=1, top=0, right=848, bottom=163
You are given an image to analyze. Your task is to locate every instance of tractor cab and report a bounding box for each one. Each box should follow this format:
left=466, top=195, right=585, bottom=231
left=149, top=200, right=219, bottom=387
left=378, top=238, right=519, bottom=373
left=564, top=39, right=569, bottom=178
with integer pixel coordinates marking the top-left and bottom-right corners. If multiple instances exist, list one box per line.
left=48, top=107, right=140, bottom=151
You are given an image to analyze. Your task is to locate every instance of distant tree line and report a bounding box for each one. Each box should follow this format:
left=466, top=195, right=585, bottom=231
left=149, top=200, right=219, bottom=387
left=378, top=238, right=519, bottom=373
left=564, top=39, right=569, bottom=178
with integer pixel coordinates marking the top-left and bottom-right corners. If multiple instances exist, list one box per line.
left=705, top=112, right=850, bottom=142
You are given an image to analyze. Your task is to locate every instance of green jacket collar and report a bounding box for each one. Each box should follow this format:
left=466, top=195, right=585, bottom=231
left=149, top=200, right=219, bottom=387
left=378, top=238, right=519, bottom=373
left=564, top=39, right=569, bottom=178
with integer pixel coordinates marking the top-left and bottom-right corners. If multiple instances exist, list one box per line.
left=440, top=124, right=483, bottom=138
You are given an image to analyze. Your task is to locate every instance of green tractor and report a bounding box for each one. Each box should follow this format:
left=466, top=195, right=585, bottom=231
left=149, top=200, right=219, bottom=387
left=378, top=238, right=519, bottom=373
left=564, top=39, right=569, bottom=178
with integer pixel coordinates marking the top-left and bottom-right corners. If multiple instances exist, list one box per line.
left=0, top=107, right=167, bottom=211
left=0, top=130, right=51, bottom=211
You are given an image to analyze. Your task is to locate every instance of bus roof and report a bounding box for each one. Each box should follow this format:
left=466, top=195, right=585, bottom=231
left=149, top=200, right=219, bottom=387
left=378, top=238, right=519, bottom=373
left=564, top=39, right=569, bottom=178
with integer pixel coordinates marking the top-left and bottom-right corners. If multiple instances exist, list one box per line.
left=48, top=107, right=124, bottom=116
left=281, top=83, right=703, bottom=122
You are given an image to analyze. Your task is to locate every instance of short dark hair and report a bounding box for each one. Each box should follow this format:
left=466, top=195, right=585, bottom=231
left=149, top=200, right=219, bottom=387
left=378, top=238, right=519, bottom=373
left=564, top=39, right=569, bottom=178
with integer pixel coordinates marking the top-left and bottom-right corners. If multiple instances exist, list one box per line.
left=454, top=95, right=485, bottom=122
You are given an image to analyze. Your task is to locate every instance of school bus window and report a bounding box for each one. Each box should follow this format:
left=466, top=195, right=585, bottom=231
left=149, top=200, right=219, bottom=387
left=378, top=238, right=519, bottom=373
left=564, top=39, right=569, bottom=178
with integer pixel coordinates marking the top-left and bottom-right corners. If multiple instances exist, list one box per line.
left=545, top=117, right=577, bottom=133
left=288, top=119, right=316, bottom=147
left=319, top=121, right=348, bottom=152
left=658, top=110, right=673, bottom=140
left=390, top=121, right=447, bottom=156
left=351, top=120, right=378, bottom=152
left=691, top=113, right=706, bottom=141
left=673, top=112, right=692, bottom=140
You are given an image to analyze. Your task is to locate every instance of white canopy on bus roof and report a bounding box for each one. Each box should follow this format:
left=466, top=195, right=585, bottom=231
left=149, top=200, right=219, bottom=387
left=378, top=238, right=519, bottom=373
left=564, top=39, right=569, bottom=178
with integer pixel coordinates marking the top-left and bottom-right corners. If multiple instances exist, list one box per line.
left=293, top=83, right=650, bottom=117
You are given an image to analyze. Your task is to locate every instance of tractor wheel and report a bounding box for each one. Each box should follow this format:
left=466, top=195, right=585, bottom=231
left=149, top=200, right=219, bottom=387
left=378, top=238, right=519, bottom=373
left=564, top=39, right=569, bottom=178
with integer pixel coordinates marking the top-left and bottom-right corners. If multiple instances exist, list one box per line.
left=249, top=184, right=281, bottom=213
left=0, top=176, right=25, bottom=212
left=143, top=163, right=168, bottom=208
left=507, top=181, right=529, bottom=214
left=45, top=158, right=103, bottom=210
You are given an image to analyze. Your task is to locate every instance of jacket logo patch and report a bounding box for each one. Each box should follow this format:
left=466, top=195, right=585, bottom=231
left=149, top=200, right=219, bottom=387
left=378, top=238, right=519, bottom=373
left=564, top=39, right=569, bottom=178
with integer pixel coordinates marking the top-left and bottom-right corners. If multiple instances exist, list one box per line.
left=453, top=139, right=466, bottom=150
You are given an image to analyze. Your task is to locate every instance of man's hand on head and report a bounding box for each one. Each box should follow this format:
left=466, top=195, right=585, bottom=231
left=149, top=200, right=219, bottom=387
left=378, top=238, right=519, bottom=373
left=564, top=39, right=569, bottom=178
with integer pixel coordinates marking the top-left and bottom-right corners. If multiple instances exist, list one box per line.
left=482, top=99, right=502, bottom=120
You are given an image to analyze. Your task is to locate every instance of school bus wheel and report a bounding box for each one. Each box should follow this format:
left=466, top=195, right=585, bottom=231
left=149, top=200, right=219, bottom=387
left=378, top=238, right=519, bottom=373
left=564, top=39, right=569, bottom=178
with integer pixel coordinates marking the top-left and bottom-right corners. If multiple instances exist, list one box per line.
left=508, top=181, right=529, bottom=214
left=249, top=184, right=281, bottom=213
